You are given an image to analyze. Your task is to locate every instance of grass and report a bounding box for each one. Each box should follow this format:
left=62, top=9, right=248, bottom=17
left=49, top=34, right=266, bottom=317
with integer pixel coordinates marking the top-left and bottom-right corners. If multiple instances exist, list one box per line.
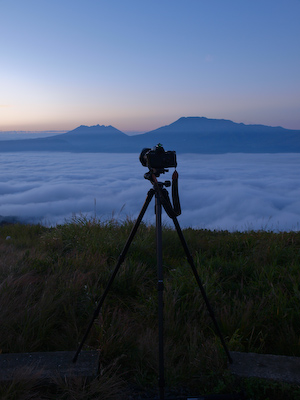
left=0, top=217, right=300, bottom=399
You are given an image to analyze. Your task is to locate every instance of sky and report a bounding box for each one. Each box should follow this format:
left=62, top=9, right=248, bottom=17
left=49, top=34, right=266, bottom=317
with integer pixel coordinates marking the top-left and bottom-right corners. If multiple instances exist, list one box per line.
left=1, top=153, right=299, bottom=232
left=1, top=0, right=300, bottom=133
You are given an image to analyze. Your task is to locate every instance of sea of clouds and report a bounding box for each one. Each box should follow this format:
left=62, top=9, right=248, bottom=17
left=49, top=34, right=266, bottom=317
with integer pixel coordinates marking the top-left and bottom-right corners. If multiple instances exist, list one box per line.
left=1, top=152, right=299, bottom=232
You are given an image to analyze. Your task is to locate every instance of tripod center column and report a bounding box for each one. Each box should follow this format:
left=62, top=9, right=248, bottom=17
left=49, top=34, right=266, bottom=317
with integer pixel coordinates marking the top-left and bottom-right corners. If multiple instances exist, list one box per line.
left=155, top=191, right=165, bottom=399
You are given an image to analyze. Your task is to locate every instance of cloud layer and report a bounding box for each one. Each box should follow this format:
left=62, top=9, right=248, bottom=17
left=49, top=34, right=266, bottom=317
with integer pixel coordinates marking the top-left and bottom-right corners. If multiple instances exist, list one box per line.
left=1, top=152, right=299, bottom=232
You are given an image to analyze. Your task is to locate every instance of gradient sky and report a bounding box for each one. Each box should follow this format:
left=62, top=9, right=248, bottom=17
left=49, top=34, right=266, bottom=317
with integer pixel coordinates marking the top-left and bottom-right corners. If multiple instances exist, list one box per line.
left=1, top=0, right=300, bottom=132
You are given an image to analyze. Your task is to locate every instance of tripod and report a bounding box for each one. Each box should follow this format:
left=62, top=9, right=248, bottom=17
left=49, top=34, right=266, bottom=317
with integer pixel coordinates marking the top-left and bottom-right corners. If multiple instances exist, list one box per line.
left=73, top=171, right=232, bottom=400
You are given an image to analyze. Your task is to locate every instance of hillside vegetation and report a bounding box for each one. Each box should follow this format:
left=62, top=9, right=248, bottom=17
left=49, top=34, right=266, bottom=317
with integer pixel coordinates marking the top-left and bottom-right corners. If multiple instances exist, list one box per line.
left=0, top=218, right=300, bottom=399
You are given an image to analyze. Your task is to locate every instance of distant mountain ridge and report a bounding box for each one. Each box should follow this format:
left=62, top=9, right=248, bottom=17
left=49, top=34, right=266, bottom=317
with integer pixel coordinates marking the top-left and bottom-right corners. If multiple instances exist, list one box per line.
left=67, top=124, right=123, bottom=135
left=1, top=117, right=299, bottom=153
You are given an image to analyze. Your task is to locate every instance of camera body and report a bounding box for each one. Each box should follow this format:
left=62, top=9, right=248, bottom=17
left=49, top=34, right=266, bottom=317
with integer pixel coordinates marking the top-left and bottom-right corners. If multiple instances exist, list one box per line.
left=139, top=144, right=177, bottom=171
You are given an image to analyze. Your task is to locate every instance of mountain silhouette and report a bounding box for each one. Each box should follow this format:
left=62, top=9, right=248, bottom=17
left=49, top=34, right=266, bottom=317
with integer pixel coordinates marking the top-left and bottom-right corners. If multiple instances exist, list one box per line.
left=0, top=124, right=131, bottom=152
left=58, top=124, right=132, bottom=151
left=134, top=117, right=300, bottom=153
left=0, top=117, right=299, bottom=153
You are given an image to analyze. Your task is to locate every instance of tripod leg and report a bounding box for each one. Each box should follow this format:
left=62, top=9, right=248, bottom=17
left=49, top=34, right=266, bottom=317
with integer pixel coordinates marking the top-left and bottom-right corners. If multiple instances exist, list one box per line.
left=172, top=216, right=233, bottom=364
left=73, top=189, right=155, bottom=363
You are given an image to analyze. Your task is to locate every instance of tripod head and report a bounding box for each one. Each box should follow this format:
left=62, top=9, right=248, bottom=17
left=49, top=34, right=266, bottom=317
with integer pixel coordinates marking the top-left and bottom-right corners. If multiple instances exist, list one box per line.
left=146, top=168, right=181, bottom=218
left=143, top=170, right=171, bottom=186
left=139, top=144, right=180, bottom=216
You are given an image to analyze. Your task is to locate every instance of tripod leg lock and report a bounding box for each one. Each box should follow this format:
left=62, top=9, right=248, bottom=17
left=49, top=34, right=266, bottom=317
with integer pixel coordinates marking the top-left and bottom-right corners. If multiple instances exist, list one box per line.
left=157, top=280, right=164, bottom=291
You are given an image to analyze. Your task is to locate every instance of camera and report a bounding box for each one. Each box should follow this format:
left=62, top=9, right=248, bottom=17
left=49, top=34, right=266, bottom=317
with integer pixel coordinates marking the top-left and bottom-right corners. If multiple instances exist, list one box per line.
left=139, top=144, right=177, bottom=171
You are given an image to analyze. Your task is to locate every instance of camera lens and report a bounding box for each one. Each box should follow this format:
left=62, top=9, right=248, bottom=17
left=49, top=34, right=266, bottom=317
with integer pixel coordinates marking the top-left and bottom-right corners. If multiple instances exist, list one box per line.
left=139, top=148, right=151, bottom=167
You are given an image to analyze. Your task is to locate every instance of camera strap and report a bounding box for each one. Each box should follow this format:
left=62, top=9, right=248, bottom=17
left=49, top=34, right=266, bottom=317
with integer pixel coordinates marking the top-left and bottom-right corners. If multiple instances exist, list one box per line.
left=152, top=171, right=181, bottom=219
left=171, top=170, right=181, bottom=216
